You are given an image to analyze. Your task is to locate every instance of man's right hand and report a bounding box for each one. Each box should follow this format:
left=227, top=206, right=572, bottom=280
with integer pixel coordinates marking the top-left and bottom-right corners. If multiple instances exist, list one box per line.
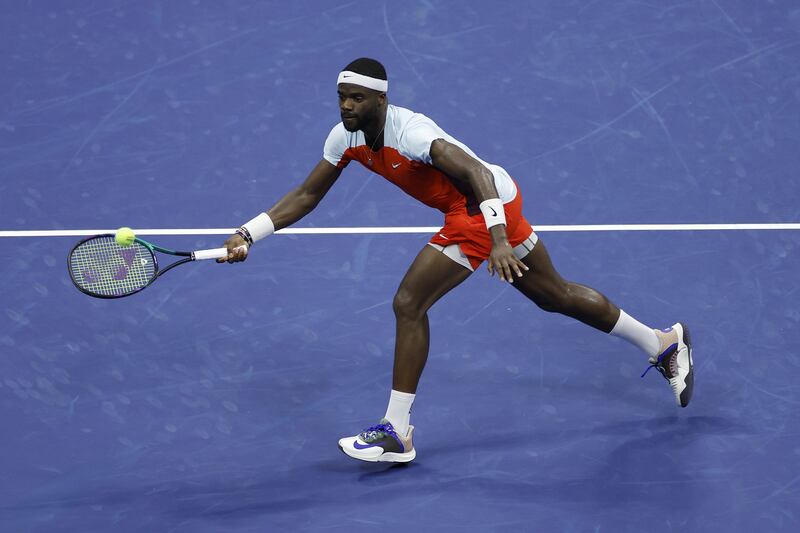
left=217, top=233, right=249, bottom=263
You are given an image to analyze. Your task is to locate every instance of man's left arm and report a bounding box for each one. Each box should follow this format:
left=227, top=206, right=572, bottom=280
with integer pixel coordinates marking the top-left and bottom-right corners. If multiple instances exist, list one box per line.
left=429, top=139, right=529, bottom=283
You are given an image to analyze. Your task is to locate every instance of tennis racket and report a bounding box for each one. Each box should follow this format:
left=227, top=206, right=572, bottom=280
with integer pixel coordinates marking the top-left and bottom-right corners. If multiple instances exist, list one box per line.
left=68, top=234, right=228, bottom=299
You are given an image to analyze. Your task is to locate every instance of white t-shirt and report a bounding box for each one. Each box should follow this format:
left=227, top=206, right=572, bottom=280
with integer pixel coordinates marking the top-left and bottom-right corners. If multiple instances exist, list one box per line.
left=322, top=105, right=517, bottom=212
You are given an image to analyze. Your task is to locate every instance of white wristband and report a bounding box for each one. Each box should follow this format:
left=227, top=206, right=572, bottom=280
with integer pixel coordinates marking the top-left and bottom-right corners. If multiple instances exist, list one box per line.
left=479, top=198, right=506, bottom=229
left=242, top=212, right=275, bottom=243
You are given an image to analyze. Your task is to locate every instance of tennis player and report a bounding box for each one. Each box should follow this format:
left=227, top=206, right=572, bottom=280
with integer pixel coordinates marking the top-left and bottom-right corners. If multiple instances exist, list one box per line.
left=220, top=58, right=694, bottom=463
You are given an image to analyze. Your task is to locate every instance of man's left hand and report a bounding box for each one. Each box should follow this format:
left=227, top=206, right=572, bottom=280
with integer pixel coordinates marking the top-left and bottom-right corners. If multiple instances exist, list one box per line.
left=487, top=241, right=529, bottom=283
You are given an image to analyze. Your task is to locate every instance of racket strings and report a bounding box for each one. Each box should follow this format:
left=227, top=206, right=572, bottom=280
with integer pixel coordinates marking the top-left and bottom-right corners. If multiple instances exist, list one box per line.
left=69, top=236, right=155, bottom=297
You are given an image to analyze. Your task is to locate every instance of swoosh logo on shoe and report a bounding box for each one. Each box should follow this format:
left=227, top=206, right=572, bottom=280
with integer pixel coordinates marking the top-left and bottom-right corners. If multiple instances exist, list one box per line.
left=353, top=440, right=378, bottom=450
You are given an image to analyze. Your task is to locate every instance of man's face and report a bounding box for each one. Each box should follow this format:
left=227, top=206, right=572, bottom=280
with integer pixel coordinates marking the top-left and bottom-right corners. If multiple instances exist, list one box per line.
left=338, top=83, right=384, bottom=132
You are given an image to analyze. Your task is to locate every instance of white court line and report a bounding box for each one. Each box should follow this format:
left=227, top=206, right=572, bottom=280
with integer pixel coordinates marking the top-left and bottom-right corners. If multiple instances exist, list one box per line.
left=0, top=223, right=799, bottom=237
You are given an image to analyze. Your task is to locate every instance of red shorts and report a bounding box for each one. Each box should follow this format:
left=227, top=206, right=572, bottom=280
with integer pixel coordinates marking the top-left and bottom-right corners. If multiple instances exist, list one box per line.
left=429, top=188, right=534, bottom=270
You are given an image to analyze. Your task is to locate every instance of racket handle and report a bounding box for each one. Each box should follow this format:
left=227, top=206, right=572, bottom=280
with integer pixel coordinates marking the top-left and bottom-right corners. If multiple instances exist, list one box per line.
left=192, top=247, right=230, bottom=261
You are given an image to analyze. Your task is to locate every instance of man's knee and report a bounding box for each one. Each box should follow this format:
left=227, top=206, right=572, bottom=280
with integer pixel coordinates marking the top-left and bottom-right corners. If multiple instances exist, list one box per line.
left=393, top=287, right=425, bottom=321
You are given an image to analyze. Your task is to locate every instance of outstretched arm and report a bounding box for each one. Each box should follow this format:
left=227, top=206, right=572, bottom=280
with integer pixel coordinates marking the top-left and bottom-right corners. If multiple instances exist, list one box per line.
left=429, top=139, right=528, bottom=282
left=266, top=159, right=343, bottom=230
left=218, top=159, right=342, bottom=263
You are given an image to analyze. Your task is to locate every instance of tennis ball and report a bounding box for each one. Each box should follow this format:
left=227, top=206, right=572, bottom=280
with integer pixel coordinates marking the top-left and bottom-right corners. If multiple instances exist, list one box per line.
left=115, top=227, right=136, bottom=247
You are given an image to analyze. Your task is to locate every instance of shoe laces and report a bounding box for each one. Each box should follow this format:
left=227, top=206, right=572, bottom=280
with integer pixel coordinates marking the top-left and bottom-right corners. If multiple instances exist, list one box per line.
left=359, top=420, right=397, bottom=443
left=640, top=343, right=678, bottom=379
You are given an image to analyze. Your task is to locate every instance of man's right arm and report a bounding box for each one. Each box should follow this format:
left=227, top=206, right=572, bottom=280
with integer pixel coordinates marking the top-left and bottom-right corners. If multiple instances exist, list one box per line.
left=266, top=159, right=342, bottom=230
left=219, top=159, right=342, bottom=262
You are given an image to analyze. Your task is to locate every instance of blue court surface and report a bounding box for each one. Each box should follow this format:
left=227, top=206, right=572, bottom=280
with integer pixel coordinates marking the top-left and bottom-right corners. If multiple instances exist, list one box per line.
left=2, top=1, right=799, bottom=532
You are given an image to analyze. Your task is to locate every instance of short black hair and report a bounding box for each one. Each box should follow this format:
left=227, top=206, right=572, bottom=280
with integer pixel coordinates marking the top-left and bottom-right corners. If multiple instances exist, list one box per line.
left=343, top=57, right=387, bottom=80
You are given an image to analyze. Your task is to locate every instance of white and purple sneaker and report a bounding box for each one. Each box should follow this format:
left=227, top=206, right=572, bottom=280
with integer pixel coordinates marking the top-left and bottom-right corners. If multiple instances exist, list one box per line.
left=338, top=419, right=416, bottom=463
left=642, top=323, right=694, bottom=407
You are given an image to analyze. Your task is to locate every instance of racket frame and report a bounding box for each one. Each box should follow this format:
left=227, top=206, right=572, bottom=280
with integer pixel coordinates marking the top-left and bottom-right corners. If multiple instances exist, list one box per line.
left=68, top=234, right=203, bottom=299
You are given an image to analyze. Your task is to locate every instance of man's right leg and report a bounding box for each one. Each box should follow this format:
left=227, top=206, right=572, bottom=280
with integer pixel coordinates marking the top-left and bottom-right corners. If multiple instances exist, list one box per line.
left=338, top=244, right=472, bottom=463
left=390, top=244, right=473, bottom=394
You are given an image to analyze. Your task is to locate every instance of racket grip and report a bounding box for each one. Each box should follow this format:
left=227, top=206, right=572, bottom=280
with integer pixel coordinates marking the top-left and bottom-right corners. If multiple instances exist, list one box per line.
left=192, top=247, right=230, bottom=261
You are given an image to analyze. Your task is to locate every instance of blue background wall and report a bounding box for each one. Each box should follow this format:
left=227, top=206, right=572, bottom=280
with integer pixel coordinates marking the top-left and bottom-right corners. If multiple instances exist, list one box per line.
left=1, top=2, right=799, bottom=531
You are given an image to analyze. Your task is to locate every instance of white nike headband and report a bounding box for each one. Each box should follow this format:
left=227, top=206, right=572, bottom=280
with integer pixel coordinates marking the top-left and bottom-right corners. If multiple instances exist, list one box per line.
left=337, top=70, right=388, bottom=92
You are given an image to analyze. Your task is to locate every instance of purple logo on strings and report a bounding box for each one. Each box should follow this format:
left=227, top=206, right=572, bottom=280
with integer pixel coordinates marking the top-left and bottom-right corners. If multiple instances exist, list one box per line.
left=113, top=248, right=137, bottom=280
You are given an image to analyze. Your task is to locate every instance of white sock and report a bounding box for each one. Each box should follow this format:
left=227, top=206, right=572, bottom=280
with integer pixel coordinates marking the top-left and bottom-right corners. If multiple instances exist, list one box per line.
left=610, top=310, right=660, bottom=358
left=384, top=389, right=415, bottom=436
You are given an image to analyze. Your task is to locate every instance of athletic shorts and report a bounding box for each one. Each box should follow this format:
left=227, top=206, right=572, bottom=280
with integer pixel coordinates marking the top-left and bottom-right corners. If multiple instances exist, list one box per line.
left=428, top=187, right=536, bottom=270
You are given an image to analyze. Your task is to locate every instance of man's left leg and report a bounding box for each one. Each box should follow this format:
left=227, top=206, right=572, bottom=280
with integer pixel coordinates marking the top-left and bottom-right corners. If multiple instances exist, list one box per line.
left=509, top=234, right=694, bottom=407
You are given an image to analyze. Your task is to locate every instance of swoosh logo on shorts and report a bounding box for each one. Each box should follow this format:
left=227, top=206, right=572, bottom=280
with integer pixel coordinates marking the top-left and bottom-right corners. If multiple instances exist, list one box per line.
left=392, top=162, right=401, bottom=168
left=353, top=440, right=378, bottom=450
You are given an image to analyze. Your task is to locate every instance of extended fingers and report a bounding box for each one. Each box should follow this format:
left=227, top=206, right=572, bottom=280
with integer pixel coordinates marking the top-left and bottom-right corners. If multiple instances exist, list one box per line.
left=502, top=260, right=514, bottom=283
left=512, top=257, right=530, bottom=278
left=490, top=258, right=513, bottom=283
left=490, top=256, right=530, bottom=283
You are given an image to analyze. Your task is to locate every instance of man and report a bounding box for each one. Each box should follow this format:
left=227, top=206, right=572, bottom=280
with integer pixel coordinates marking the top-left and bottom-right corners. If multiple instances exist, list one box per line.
left=219, top=58, right=694, bottom=464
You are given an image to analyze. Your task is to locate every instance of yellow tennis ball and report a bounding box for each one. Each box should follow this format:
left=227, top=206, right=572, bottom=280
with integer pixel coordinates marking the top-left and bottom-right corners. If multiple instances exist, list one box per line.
left=115, top=227, right=136, bottom=247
